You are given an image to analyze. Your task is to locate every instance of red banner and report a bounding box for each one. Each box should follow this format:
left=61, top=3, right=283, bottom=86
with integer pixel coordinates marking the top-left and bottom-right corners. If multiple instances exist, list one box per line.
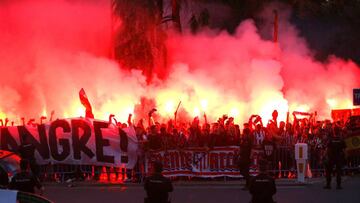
left=145, top=146, right=259, bottom=178
left=331, top=109, right=351, bottom=122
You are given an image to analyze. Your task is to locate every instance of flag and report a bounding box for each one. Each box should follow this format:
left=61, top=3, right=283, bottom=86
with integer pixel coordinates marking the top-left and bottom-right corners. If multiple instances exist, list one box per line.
left=331, top=109, right=351, bottom=122
left=352, top=108, right=360, bottom=116
left=79, top=88, right=94, bottom=119
left=293, top=111, right=312, bottom=116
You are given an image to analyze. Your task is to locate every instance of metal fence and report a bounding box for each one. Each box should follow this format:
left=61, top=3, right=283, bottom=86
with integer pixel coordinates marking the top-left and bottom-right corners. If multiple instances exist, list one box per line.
left=39, top=164, right=144, bottom=183
left=38, top=146, right=360, bottom=182
left=269, top=146, right=360, bottom=177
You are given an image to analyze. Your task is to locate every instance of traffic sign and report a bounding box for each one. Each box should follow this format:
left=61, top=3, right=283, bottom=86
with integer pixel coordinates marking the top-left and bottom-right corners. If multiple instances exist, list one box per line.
left=354, top=89, right=360, bottom=105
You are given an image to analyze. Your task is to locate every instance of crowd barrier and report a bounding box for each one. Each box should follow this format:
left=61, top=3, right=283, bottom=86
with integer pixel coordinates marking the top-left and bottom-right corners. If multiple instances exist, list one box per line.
left=38, top=145, right=360, bottom=182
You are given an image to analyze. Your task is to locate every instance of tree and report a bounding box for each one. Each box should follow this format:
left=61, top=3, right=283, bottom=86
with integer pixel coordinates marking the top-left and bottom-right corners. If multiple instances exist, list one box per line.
left=112, top=0, right=167, bottom=82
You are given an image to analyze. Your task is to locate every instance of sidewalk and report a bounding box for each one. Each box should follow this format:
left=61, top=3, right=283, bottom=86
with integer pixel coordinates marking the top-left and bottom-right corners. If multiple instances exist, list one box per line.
left=43, top=177, right=324, bottom=188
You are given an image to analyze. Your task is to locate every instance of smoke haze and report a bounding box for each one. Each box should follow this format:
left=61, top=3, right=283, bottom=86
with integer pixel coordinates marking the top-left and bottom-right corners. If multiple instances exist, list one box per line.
left=0, top=0, right=359, bottom=125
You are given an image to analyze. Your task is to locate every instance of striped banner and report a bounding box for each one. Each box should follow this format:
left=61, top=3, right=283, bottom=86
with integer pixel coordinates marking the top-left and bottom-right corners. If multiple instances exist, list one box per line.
left=145, top=146, right=259, bottom=178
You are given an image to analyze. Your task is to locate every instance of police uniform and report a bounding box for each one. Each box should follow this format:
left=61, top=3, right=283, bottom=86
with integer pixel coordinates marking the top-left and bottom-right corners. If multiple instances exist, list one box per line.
left=9, top=171, right=42, bottom=193
left=239, top=136, right=252, bottom=189
left=249, top=162, right=276, bottom=203
left=0, top=167, right=9, bottom=188
left=325, top=135, right=346, bottom=189
left=18, top=142, right=40, bottom=178
left=144, top=173, right=173, bottom=203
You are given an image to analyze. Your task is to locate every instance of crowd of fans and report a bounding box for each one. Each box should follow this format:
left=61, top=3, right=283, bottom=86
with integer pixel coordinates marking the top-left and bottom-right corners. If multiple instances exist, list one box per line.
left=123, top=109, right=357, bottom=177
left=132, top=110, right=349, bottom=151
left=8, top=108, right=358, bottom=185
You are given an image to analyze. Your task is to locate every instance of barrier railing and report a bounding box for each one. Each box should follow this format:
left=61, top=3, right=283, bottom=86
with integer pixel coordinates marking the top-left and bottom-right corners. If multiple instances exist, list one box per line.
left=269, top=146, right=360, bottom=178
left=39, top=164, right=144, bottom=183
left=38, top=146, right=360, bottom=182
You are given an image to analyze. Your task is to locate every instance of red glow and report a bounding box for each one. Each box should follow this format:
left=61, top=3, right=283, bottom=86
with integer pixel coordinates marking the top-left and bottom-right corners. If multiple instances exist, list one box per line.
left=97, top=166, right=127, bottom=184
left=0, top=1, right=359, bottom=126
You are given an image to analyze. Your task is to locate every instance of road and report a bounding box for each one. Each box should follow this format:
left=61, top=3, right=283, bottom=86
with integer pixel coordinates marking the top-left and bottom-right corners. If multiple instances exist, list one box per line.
left=43, top=176, right=360, bottom=203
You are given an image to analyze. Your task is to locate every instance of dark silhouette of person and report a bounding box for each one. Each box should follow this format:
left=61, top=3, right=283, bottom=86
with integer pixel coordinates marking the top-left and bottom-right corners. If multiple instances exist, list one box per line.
left=144, top=161, right=173, bottom=203
left=0, top=167, right=9, bottom=189
left=18, top=134, right=40, bottom=179
left=9, top=159, right=44, bottom=194
left=249, top=159, right=277, bottom=203
left=239, top=129, right=252, bottom=190
left=324, top=126, right=346, bottom=189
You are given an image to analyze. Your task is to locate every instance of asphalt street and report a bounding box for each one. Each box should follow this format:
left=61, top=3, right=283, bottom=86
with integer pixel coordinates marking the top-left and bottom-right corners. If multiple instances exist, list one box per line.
left=43, top=176, right=360, bottom=203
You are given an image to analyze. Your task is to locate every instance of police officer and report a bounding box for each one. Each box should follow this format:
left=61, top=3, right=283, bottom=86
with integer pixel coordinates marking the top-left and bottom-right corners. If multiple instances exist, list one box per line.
left=239, top=128, right=252, bottom=190
left=324, top=126, right=346, bottom=189
left=9, top=159, right=44, bottom=194
left=144, top=161, right=173, bottom=203
left=249, top=159, right=277, bottom=203
left=18, top=134, right=40, bottom=178
left=0, top=167, right=9, bottom=189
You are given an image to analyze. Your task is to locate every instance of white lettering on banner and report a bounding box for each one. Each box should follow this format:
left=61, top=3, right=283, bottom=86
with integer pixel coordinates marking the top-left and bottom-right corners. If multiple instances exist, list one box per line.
left=0, top=118, right=138, bottom=169
left=145, top=146, right=259, bottom=178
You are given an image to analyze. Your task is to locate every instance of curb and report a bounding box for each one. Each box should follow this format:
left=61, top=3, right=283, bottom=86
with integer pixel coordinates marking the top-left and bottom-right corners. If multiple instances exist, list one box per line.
left=43, top=179, right=319, bottom=188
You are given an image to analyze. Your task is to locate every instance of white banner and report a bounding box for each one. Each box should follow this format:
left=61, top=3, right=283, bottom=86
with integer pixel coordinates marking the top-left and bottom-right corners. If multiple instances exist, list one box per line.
left=0, top=118, right=138, bottom=169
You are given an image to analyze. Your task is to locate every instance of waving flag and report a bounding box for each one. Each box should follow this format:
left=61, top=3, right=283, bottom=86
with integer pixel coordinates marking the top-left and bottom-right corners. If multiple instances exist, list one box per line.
left=79, top=88, right=94, bottom=119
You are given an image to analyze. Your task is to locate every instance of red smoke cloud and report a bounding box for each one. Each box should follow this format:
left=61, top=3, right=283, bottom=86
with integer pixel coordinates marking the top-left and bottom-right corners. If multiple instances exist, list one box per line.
left=0, top=0, right=359, bottom=125
left=0, top=0, right=147, bottom=123
left=164, top=15, right=360, bottom=123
